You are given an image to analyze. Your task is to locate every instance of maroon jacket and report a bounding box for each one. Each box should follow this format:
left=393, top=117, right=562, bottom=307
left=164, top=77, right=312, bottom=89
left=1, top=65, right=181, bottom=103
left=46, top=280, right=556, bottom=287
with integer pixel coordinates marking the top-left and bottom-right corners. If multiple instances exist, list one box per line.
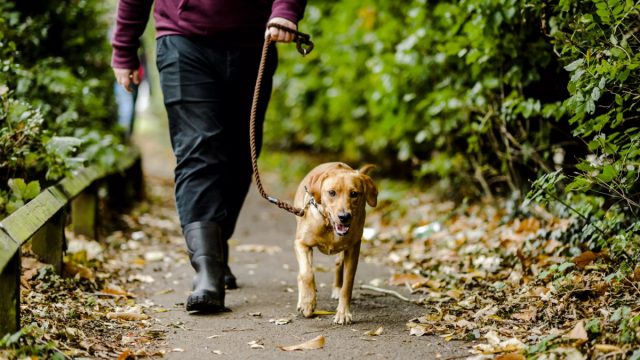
left=112, top=0, right=306, bottom=69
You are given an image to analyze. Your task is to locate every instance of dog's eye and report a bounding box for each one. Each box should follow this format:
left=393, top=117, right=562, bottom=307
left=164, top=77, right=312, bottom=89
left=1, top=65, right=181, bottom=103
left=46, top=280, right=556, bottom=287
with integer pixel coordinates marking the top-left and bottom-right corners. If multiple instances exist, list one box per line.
left=328, top=190, right=336, bottom=197
left=350, top=191, right=359, bottom=198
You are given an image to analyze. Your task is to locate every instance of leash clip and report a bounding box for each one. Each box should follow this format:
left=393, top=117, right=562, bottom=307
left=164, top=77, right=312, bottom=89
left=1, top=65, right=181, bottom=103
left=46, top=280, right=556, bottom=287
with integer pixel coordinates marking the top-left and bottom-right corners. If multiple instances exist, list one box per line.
left=295, top=35, right=314, bottom=56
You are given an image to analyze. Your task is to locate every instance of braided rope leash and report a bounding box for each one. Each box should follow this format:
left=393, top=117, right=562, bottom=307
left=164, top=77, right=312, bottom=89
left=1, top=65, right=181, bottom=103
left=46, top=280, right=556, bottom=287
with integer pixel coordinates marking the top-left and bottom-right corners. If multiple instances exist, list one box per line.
left=249, top=23, right=314, bottom=217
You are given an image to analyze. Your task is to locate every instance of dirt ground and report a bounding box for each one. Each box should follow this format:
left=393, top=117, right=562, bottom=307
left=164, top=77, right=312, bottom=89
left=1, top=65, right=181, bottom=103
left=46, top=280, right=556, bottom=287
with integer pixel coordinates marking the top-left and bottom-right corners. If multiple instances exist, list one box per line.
left=128, top=128, right=473, bottom=359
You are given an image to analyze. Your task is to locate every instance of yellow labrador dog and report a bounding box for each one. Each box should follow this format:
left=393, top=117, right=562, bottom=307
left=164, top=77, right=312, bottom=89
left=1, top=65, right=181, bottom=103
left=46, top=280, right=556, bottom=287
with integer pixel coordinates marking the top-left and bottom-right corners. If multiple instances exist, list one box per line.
left=293, top=162, right=378, bottom=324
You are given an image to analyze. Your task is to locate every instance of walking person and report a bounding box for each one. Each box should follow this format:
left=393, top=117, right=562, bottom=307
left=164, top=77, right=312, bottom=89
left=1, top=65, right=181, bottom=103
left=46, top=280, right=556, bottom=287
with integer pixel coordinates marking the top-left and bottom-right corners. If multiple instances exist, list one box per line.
left=111, top=0, right=306, bottom=313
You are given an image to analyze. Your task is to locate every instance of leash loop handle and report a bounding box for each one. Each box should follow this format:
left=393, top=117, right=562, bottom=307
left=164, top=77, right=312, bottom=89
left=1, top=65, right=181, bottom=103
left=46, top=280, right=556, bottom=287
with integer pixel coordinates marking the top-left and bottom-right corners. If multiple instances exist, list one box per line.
left=267, top=23, right=314, bottom=56
left=250, top=24, right=313, bottom=217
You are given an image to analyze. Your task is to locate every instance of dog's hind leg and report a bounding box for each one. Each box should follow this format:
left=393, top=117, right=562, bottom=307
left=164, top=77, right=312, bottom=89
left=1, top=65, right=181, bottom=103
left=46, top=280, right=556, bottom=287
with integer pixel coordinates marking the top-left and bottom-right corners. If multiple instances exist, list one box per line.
left=332, top=252, right=344, bottom=299
left=334, top=242, right=360, bottom=325
left=295, top=241, right=317, bottom=317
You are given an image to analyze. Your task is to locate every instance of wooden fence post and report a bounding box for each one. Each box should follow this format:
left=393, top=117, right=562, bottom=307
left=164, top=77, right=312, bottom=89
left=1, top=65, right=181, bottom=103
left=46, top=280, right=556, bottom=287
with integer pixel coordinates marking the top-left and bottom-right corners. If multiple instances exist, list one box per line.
left=31, top=210, right=66, bottom=274
left=0, top=250, right=20, bottom=335
left=71, top=186, right=97, bottom=239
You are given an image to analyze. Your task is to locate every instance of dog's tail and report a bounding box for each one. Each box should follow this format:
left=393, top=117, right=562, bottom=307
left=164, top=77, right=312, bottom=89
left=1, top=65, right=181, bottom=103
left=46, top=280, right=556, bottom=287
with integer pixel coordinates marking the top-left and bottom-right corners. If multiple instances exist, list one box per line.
left=358, top=164, right=376, bottom=175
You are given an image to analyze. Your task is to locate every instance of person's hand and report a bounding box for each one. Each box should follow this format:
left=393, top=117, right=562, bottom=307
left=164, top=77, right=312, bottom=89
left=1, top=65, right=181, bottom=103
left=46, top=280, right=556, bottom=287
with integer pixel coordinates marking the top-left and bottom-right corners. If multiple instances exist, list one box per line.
left=265, top=17, right=297, bottom=43
left=114, top=68, right=140, bottom=93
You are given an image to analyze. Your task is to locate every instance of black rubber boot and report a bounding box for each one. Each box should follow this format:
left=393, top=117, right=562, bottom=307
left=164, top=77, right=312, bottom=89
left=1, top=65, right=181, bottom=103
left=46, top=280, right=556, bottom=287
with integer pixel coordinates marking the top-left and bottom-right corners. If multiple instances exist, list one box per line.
left=222, top=241, right=238, bottom=289
left=184, top=222, right=226, bottom=313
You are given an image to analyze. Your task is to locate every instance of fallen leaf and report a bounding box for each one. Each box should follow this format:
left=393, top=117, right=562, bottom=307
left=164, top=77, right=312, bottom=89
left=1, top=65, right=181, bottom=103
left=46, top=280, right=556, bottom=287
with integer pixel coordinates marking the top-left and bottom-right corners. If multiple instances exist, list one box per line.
left=312, top=310, right=335, bottom=316
left=269, top=318, right=292, bottom=325
left=117, top=349, right=134, bottom=360
left=409, top=325, right=429, bottom=336
left=516, top=218, right=540, bottom=233
left=594, top=344, right=621, bottom=353
left=21, top=257, right=44, bottom=281
left=446, top=289, right=463, bottom=300
left=100, top=287, right=135, bottom=298
left=496, top=353, right=526, bottom=360
left=573, top=251, right=597, bottom=269
left=473, top=331, right=526, bottom=354
left=144, top=251, right=165, bottom=262
left=364, top=326, right=384, bottom=336
left=248, top=340, right=265, bottom=349
left=64, top=262, right=95, bottom=281
left=128, top=274, right=155, bottom=283
left=279, top=335, right=325, bottom=351
left=566, top=320, right=588, bottom=343
left=389, top=273, right=428, bottom=287
left=512, top=307, right=537, bottom=322
left=107, top=312, right=150, bottom=321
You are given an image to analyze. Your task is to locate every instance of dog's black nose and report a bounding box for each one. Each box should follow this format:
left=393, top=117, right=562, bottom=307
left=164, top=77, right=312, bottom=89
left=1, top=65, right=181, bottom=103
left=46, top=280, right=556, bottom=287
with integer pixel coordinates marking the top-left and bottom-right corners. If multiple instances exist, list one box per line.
left=338, top=213, right=352, bottom=224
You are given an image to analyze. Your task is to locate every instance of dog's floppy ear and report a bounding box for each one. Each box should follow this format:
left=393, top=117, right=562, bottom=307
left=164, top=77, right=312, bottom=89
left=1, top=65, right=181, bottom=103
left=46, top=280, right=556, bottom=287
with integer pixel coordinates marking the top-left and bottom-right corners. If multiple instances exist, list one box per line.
left=308, top=172, right=329, bottom=204
left=358, top=164, right=378, bottom=207
left=361, top=174, right=378, bottom=207
left=358, top=164, right=376, bottom=176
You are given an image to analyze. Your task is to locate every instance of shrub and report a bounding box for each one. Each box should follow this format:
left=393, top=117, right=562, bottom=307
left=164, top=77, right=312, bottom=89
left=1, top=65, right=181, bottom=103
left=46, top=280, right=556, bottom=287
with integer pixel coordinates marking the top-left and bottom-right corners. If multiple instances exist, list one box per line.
left=0, top=0, right=123, bottom=218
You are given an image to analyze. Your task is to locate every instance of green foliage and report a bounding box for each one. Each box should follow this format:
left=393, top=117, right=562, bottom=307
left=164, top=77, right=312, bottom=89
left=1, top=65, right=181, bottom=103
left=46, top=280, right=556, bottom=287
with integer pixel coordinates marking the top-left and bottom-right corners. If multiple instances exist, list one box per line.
left=554, top=0, right=640, bottom=217
left=268, top=0, right=567, bottom=194
left=0, top=0, right=123, bottom=218
left=5, top=178, right=41, bottom=214
left=0, top=324, right=65, bottom=359
left=527, top=0, right=640, bottom=268
left=268, top=0, right=638, bottom=201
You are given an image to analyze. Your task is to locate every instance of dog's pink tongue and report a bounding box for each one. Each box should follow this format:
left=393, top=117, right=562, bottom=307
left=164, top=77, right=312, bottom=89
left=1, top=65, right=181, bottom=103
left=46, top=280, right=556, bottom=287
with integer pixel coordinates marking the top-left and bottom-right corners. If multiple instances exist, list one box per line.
left=336, top=223, right=349, bottom=234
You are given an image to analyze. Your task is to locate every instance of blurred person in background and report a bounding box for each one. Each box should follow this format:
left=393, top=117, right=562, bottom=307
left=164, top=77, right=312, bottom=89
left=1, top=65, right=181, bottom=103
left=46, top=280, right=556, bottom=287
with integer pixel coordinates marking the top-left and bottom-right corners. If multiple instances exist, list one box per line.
left=111, top=0, right=306, bottom=313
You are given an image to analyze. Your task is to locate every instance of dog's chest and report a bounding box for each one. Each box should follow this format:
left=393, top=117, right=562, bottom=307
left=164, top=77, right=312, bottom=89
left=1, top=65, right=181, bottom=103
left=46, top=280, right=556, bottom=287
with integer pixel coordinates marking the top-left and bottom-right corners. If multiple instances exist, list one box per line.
left=316, top=234, right=354, bottom=255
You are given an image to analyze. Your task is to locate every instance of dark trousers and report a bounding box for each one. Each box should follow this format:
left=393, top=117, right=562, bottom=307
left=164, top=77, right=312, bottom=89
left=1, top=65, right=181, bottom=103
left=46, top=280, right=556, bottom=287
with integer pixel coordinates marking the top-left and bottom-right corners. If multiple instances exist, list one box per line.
left=156, top=35, right=277, bottom=240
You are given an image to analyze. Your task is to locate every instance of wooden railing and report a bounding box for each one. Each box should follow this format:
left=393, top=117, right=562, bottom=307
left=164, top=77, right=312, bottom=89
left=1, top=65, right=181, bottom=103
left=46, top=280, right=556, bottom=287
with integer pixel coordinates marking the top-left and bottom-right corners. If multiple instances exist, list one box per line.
left=0, top=148, right=143, bottom=335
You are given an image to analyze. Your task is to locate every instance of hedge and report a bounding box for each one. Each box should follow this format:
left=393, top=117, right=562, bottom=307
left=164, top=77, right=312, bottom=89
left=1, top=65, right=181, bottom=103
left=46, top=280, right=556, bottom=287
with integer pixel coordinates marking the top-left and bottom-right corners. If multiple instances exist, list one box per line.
left=0, top=0, right=124, bottom=218
left=268, top=0, right=638, bottom=196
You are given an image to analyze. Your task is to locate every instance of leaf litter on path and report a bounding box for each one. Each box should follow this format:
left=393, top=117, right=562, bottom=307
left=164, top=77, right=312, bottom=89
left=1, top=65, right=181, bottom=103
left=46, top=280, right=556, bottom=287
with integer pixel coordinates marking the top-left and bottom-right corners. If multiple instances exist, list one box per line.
left=279, top=335, right=326, bottom=351
left=362, top=184, right=640, bottom=358
left=12, top=176, right=184, bottom=358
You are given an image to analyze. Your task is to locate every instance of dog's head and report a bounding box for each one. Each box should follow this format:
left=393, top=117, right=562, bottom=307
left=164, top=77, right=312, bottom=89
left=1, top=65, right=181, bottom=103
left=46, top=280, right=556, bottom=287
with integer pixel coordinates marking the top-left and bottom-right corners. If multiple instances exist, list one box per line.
left=308, top=165, right=378, bottom=236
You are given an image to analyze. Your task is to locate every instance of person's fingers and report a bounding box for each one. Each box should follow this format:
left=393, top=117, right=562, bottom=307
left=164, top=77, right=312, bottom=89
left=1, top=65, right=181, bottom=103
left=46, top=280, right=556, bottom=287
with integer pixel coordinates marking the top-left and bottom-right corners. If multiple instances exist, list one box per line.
left=268, top=27, right=278, bottom=41
left=113, top=68, right=137, bottom=93
left=131, top=70, right=141, bottom=85
left=119, top=74, right=132, bottom=92
left=266, top=18, right=297, bottom=43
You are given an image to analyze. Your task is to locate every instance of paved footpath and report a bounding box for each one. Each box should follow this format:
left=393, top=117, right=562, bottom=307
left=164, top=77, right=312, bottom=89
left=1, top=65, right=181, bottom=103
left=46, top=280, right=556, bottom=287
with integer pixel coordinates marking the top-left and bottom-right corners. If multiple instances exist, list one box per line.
left=133, top=132, right=471, bottom=359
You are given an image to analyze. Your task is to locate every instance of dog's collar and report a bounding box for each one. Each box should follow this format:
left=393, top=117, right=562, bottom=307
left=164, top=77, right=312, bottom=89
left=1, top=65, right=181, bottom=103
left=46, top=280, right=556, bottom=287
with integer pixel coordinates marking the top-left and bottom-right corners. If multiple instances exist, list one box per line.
left=303, top=186, right=329, bottom=224
left=303, top=186, right=321, bottom=212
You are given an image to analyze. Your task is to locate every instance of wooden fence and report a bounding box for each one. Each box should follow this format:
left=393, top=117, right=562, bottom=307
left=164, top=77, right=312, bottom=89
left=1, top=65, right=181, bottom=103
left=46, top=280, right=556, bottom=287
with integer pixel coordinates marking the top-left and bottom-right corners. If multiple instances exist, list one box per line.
left=0, top=148, right=143, bottom=335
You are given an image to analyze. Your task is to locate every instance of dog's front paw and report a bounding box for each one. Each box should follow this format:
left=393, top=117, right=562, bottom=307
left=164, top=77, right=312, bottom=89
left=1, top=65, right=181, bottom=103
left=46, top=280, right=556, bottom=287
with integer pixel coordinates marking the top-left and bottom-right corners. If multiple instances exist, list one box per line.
left=333, top=307, right=352, bottom=325
left=297, top=298, right=316, bottom=318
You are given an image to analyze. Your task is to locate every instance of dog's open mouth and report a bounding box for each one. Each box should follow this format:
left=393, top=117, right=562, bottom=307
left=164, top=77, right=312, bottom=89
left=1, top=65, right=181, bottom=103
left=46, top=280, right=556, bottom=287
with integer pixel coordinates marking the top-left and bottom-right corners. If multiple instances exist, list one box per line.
left=333, top=222, right=350, bottom=236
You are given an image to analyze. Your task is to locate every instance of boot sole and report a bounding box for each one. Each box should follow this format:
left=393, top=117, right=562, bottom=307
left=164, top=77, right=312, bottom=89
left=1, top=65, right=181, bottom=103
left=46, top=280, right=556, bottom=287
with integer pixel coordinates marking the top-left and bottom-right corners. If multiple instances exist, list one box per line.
left=186, top=292, right=225, bottom=313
